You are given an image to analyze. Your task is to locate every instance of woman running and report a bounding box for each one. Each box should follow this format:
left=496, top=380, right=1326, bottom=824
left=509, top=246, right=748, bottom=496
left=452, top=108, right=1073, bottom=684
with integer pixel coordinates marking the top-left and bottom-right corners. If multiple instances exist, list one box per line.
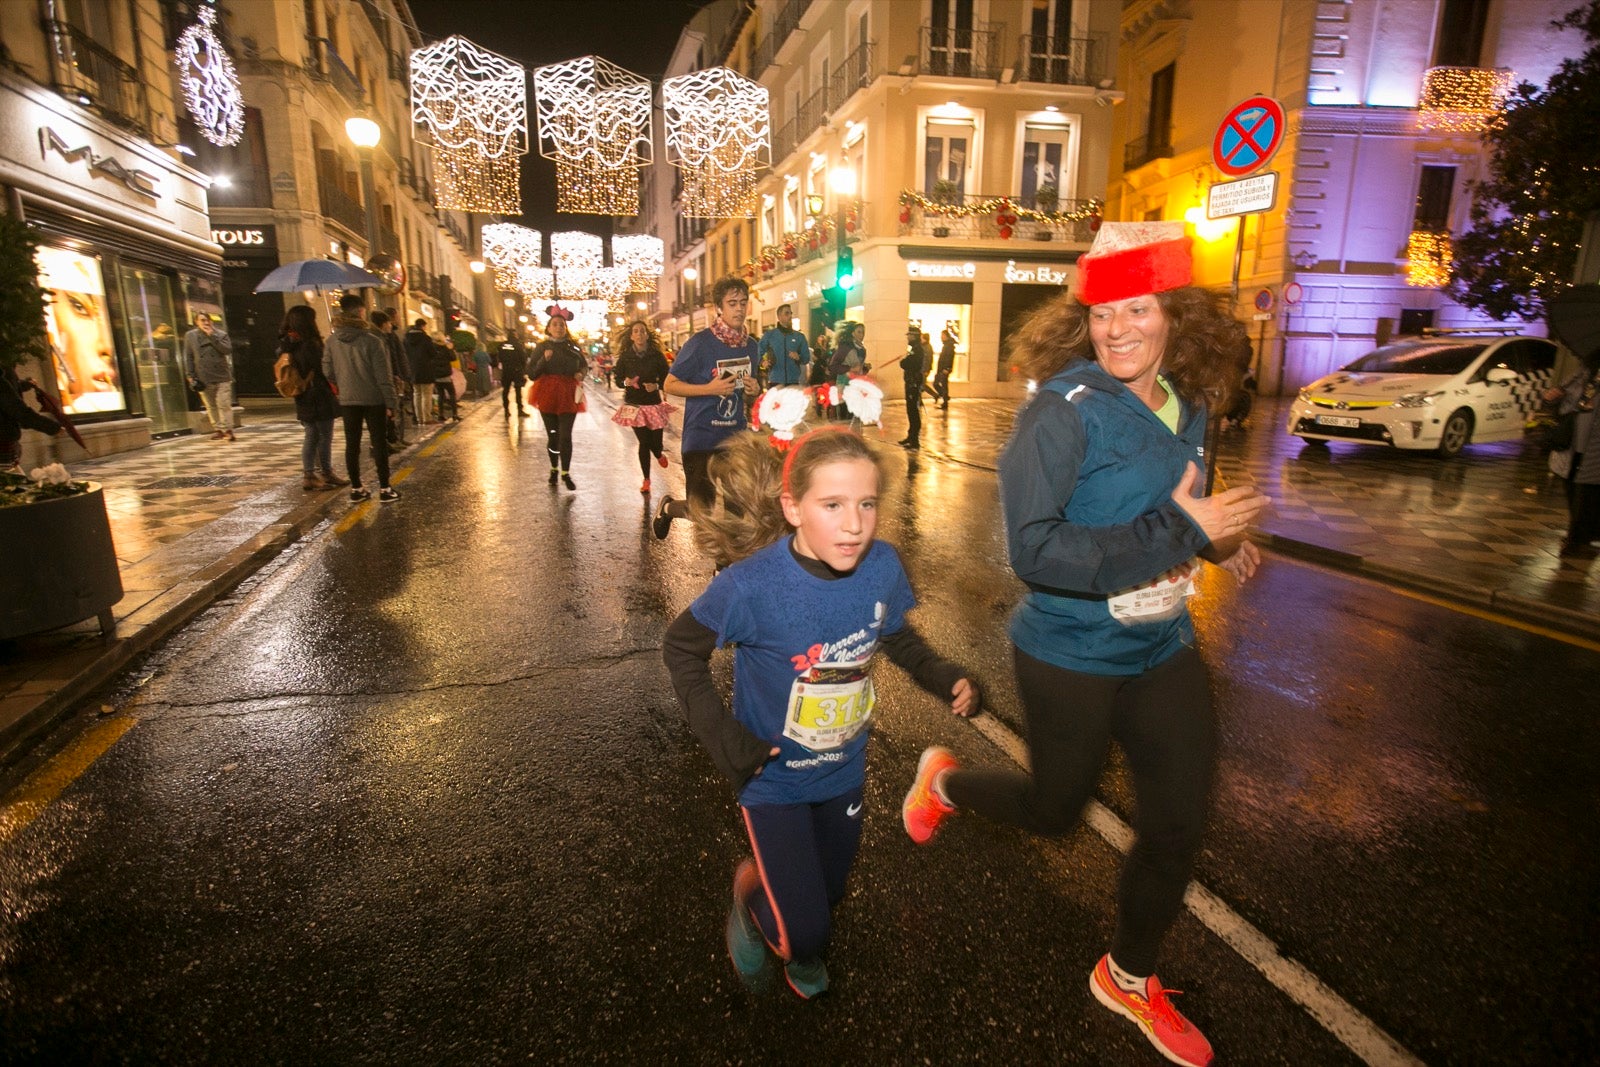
left=611, top=320, right=674, bottom=494
left=527, top=306, right=587, bottom=490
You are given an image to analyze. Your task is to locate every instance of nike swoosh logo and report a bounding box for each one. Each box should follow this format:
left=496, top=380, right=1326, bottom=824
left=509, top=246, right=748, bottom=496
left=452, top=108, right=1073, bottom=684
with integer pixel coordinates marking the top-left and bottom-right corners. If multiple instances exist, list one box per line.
left=846, top=802, right=863, bottom=817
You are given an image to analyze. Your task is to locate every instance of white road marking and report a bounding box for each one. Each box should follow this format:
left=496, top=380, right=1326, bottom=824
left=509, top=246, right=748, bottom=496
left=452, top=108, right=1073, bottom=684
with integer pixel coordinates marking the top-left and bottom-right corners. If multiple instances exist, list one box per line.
left=962, top=711, right=1425, bottom=1066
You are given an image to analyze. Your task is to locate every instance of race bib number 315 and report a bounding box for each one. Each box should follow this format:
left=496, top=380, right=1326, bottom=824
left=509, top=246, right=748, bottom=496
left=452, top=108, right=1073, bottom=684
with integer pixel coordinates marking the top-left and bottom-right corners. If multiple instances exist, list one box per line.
left=783, top=664, right=875, bottom=751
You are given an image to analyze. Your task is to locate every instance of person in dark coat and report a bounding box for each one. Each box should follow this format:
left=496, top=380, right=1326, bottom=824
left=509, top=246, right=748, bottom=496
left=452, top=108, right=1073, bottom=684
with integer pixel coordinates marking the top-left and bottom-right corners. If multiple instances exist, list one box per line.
left=404, top=319, right=435, bottom=424
left=1, top=364, right=62, bottom=470
left=933, top=328, right=956, bottom=409
left=429, top=334, right=459, bottom=421
left=278, top=304, right=345, bottom=490
left=898, top=324, right=927, bottom=451
left=371, top=310, right=409, bottom=447
left=495, top=330, right=529, bottom=417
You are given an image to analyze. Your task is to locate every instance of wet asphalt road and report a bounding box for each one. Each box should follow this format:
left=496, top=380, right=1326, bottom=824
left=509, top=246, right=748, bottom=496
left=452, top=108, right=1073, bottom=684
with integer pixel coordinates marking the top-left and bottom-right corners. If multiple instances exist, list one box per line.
left=2, top=394, right=1597, bottom=1065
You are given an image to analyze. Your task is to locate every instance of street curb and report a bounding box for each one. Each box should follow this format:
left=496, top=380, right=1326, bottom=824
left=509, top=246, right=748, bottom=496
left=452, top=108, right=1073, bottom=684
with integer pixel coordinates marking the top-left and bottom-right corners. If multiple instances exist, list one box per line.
left=0, top=411, right=472, bottom=767
left=1254, top=531, right=1600, bottom=645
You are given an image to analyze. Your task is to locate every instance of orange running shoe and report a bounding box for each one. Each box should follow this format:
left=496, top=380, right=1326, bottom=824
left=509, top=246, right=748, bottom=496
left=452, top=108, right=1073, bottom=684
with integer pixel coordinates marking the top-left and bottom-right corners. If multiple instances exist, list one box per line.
left=901, top=746, right=958, bottom=845
left=1089, top=955, right=1214, bottom=1066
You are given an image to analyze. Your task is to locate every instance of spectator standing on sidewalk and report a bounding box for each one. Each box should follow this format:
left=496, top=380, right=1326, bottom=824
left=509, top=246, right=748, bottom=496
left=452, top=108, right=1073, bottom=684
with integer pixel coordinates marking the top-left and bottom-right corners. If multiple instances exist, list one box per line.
left=653, top=277, right=759, bottom=538
left=495, top=330, right=529, bottom=418
left=404, top=319, right=435, bottom=425
left=898, top=324, right=927, bottom=451
left=183, top=312, right=235, bottom=441
left=370, top=310, right=409, bottom=447
left=527, top=306, right=588, bottom=489
left=322, top=293, right=400, bottom=503
left=277, top=304, right=345, bottom=491
left=430, top=333, right=460, bottom=422
left=757, top=303, right=810, bottom=387
left=900, top=221, right=1267, bottom=1067
left=1548, top=352, right=1600, bottom=557
left=1, top=363, right=62, bottom=471
left=933, top=328, right=956, bottom=409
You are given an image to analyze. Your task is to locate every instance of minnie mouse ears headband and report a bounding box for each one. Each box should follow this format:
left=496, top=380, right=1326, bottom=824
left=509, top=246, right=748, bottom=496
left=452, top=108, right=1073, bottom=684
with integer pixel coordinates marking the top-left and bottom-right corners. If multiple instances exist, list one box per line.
left=545, top=305, right=574, bottom=322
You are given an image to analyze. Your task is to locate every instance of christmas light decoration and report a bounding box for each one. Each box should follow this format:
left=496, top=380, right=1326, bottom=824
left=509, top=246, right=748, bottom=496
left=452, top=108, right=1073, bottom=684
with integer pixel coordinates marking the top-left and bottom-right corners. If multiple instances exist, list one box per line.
left=434, top=145, right=521, bottom=213
left=520, top=268, right=556, bottom=302
left=411, top=35, right=528, bottom=213
left=1407, top=230, right=1452, bottom=287
left=568, top=300, right=611, bottom=336
left=663, top=68, right=769, bottom=218
left=550, top=231, right=604, bottom=273
left=482, top=223, right=543, bottom=292
left=611, top=234, right=664, bottom=291
left=896, top=189, right=1101, bottom=223
left=534, top=57, right=652, bottom=216
left=1418, top=66, right=1515, bottom=133
left=174, top=4, right=244, bottom=147
left=593, top=266, right=630, bottom=312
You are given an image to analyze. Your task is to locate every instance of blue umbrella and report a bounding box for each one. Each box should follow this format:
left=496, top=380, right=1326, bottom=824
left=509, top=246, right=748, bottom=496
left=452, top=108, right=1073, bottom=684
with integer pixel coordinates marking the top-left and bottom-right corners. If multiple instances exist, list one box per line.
left=254, top=258, right=384, bottom=294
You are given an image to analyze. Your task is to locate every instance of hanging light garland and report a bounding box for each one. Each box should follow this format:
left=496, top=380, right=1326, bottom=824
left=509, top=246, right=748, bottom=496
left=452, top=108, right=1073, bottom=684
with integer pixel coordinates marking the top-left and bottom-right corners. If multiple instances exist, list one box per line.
left=481, top=222, right=543, bottom=292
left=411, top=35, right=528, bottom=213
left=611, top=234, right=664, bottom=291
left=897, top=189, right=1102, bottom=224
left=520, top=268, right=557, bottom=303
left=663, top=67, right=769, bottom=218
left=593, top=266, right=631, bottom=312
left=1418, top=66, right=1515, bottom=133
left=1406, top=230, right=1452, bottom=287
left=174, top=3, right=244, bottom=147
left=534, top=57, right=653, bottom=216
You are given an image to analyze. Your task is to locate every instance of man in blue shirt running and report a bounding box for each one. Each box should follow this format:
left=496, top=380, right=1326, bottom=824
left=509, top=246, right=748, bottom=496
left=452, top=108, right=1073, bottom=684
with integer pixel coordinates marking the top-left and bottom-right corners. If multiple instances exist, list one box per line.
left=756, top=303, right=810, bottom=387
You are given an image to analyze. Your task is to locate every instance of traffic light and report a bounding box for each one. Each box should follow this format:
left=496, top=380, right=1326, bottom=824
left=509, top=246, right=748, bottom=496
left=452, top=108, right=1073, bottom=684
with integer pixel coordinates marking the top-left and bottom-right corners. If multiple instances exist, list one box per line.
left=836, top=246, right=856, bottom=291
left=822, top=285, right=845, bottom=325
left=446, top=307, right=462, bottom=332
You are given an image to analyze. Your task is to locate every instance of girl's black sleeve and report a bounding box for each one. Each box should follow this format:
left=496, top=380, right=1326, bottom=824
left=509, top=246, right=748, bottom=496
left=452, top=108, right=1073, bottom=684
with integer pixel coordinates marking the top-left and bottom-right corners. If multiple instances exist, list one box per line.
left=880, top=624, right=975, bottom=707
left=663, top=609, right=775, bottom=788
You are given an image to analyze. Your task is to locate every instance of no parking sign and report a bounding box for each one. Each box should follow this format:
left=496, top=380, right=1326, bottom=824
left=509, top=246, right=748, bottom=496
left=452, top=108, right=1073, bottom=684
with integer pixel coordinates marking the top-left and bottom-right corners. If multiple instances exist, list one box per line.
left=1212, top=96, right=1286, bottom=178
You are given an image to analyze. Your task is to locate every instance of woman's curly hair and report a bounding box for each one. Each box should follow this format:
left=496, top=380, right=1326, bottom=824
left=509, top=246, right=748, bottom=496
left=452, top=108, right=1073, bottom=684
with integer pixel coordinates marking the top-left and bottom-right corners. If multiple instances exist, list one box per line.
left=690, top=428, right=888, bottom=569
left=613, top=319, right=662, bottom=357
left=1007, top=287, right=1251, bottom=412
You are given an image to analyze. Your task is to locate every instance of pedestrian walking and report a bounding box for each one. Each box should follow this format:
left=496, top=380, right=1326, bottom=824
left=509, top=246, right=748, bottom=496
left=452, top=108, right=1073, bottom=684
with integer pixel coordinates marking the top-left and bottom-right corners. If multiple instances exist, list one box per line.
left=900, top=221, right=1267, bottom=1067
left=321, top=293, right=400, bottom=503
left=898, top=324, right=927, bottom=451
left=370, top=310, right=409, bottom=447
left=1, top=363, right=62, bottom=471
left=495, top=329, right=530, bottom=418
left=654, top=277, right=759, bottom=538
left=404, top=319, right=435, bottom=425
left=527, top=306, right=587, bottom=489
left=663, top=427, right=980, bottom=999
left=933, top=328, right=955, bottom=409
left=1547, top=351, right=1600, bottom=557
left=611, top=320, right=673, bottom=493
left=430, top=333, right=460, bottom=422
left=277, top=304, right=346, bottom=491
left=182, top=312, right=235, bottom=440
left=757, top=303, right=811, bottom=386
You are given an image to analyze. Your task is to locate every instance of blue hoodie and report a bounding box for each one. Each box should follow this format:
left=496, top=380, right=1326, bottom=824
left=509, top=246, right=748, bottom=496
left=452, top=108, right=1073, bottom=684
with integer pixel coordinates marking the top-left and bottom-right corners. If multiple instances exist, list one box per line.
left=1000, top=359, right=1213, bottom=675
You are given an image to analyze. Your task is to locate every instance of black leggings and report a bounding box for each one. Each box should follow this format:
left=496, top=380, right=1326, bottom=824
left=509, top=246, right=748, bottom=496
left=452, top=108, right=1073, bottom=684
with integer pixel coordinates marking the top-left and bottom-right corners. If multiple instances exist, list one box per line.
left=632, top=426, right=664, bottom=478
left=944, top=645, right=1215, bottom=976
left=501, top=373, right=525, bottom=412
left=341, top=404, right=391, bottom=489
left=740, top=785, right=864, bottom=965
left=435, top=378, right=457, bottom=419
left=542, top=411, right=576, bottom=472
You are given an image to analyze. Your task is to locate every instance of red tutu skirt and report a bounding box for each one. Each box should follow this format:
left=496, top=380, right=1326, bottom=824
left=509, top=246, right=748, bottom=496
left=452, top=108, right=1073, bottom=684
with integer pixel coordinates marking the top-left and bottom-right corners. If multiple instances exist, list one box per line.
left=611, top=401, right=674, bottom=429
left=528, top=375, right=585, bottom=414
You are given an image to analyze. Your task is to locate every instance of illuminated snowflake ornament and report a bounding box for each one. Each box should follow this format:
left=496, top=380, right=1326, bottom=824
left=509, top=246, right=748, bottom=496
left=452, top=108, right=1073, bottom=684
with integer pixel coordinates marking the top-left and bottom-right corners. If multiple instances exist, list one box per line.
left=534, top=57, right=653, bottom=216
left=174, top=4, right=244, bottom=147
left=611, top=234, right=664, bottom=292
left=663, top=68, right=769, bottom=218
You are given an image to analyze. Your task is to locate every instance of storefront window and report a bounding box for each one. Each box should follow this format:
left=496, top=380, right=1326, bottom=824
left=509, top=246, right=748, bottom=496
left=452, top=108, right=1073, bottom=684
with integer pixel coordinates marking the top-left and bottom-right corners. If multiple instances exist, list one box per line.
left=909, top=301, right=972, bottom=383
left=117, top=267, right=189, bottom=436
left=35, top=245, right=125, bottom=416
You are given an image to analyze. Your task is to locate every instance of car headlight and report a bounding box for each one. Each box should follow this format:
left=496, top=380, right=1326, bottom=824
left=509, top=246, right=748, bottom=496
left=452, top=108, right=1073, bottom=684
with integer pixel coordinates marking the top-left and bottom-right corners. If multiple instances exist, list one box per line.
left=1392, top=390, right=1445, bottom=408
left=1297, top=388, right=1311, bottom=403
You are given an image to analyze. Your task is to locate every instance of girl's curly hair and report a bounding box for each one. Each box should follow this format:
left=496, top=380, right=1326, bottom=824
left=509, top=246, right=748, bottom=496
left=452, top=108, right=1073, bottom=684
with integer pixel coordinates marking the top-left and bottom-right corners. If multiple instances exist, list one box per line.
left=690, top=428, right=888, bottom=569
left=1006, top=287, right=1250, bottom=411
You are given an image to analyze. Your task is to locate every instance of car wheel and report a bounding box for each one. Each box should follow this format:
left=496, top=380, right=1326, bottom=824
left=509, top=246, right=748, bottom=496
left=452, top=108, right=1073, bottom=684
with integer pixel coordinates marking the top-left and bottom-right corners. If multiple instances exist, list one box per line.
left=1437, top=409, right=1472, bottom=457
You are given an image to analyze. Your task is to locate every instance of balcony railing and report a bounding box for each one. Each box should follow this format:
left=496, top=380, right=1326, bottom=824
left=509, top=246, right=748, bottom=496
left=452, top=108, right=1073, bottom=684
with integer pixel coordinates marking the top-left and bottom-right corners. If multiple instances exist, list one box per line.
left=406, top=264, right=430, bottom=296
left=831, top=41, right=875, bottom=108
left=754, top=0, right=810, bottom=72
left=1017, top=34, right=1100, bottom=87
left=738, top=203, right=864, bottom=286
left=308, top=37, right=366, bottom=107
left=897, top=191, right=1100, bottom=244
left=919, top=23, right=1001, bottom=80
left=378, top=226, right=401, bottom=257
left=1123, top=134, right=1174, bottom=170
left=45, top=21, right=151, bottom=135
left=318, top=178, right=366, bottom=236
left=387, top=51, right=408, bottom=86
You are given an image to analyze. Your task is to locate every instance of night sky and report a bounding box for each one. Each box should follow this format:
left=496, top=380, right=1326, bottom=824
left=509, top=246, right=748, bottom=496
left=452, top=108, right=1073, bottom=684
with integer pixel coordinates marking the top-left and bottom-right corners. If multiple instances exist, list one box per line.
left=404, top=0, right=717, bottom=240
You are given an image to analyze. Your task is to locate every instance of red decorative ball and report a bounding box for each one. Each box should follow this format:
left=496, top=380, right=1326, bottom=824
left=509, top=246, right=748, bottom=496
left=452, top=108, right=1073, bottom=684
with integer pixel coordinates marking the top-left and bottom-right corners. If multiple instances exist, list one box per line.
left=1089, top=214, right=1103, bottom=232
left=999, top=225, right=1013, bottom=239
left=898, top=207, right=911, bottom=224
left=845, top=221, right=856, bottom=233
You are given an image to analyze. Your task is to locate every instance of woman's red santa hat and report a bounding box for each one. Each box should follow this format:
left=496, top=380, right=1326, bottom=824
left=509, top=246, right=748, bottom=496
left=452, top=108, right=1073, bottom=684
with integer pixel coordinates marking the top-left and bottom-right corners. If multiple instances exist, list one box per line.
left=1073, top=221, right=1193, bottom=306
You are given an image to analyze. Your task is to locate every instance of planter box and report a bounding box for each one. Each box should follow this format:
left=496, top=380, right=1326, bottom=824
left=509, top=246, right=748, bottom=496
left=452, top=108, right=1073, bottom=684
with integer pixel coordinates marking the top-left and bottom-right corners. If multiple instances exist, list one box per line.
left=0, top=484, right=122, bottom=640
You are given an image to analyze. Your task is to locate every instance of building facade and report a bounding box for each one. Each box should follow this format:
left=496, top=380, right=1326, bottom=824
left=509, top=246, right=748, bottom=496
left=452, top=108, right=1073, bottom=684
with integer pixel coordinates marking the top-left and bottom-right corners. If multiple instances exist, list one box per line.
left=1109, top=0, right=1584, bottom=396
left=674, top=0, right=1121, bottom=399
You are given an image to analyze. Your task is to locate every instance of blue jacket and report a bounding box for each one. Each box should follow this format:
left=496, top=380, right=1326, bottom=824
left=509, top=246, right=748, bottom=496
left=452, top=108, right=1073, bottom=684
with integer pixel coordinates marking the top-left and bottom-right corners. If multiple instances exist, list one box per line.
left=1000, top=360, right=1212, bottom=675
left=757, top=325, right=810, bottom=384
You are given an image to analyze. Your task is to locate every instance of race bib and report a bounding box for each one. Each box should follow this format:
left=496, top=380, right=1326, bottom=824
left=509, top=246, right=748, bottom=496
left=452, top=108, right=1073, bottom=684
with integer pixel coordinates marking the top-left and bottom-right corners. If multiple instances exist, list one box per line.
left=1106, top=560, right=1199, bottom=624
left=783, top=662, right=875, bottom=751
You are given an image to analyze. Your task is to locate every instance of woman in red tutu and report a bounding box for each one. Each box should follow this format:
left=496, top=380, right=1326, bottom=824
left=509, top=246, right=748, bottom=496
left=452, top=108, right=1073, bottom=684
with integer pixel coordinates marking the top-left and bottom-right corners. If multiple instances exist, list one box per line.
left=527, top=306, right=588, bottom=489
left=611, top=320, right=675, bottom=494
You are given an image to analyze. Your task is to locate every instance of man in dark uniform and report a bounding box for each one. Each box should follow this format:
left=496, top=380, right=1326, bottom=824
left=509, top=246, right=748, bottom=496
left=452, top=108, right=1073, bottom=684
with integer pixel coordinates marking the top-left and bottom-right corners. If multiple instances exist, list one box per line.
left=899, top=324, right=927, bottom=451
left=495, top=329, right=529, bottom=417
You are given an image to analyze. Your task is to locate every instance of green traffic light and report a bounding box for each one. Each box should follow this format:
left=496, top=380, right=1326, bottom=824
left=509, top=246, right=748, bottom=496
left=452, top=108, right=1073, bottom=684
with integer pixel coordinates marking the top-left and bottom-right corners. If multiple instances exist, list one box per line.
left=839, top=271, right=857, bottom=290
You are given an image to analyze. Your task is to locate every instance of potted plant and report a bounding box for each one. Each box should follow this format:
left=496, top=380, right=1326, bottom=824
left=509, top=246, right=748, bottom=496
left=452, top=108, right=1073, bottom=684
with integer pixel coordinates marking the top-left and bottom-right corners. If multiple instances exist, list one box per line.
left=1034, top=184, right=1059, bottom=214
left=931, top=178, right=960, bottom=205
left=0, top=212, right=123, bottom=639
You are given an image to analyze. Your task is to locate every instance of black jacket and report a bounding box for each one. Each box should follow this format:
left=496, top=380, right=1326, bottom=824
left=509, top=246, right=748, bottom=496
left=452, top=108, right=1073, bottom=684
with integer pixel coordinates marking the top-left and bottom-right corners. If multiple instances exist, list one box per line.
left=494, top=340, right=528, bottom=379
left=282, top=336, right=337, bottom=422
left=531, top=338, right=586, bottom=379
left=1, top=366, right=61, bottom=453
left=428, top=341, right=456, bottom=382
left=404, top=326, right=434, bottom=383
left=613, top=347, right=670, bottom=406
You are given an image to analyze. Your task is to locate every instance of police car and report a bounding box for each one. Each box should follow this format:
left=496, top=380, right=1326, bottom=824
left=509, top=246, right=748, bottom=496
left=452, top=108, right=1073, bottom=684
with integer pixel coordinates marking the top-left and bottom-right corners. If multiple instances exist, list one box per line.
left=1285, top=332, right=1557, bottom=457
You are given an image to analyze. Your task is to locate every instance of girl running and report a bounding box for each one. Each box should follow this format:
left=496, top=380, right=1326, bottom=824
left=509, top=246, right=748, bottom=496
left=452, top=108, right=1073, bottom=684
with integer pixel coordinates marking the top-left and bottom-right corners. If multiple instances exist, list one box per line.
left=527, top=306, right=587, bottom=489
left=611, top=320, right=674, bottom=494
left=663, top=428, right=980, bottom=999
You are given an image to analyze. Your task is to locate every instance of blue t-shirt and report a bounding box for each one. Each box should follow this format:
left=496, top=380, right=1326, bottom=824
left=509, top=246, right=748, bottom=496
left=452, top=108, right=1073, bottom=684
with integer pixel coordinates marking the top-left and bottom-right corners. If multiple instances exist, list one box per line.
left=757, top=326, right=811, bottom=385
left=689, top=537, right=916, bottom=806
left=672, top=327, right=758, bottom=453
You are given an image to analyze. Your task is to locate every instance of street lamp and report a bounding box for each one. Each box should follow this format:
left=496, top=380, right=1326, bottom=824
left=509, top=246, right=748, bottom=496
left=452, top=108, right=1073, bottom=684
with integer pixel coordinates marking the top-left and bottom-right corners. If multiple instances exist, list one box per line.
left=683, top=265, right=699, bottom=332
left=344, top=112, right=381, bottom=281
left=470, top=260, right=487, bottom=274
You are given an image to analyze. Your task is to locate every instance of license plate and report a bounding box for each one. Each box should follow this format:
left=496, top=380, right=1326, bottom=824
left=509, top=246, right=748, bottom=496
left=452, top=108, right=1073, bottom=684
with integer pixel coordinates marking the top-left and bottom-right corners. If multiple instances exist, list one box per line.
left=1316, top=415, right=1360, bottom=429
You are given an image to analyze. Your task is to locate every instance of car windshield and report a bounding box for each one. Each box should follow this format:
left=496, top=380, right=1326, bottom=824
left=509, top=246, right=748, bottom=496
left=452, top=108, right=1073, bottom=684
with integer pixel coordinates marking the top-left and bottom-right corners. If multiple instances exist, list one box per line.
left=1342, top=342, right=1486, bottom=375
